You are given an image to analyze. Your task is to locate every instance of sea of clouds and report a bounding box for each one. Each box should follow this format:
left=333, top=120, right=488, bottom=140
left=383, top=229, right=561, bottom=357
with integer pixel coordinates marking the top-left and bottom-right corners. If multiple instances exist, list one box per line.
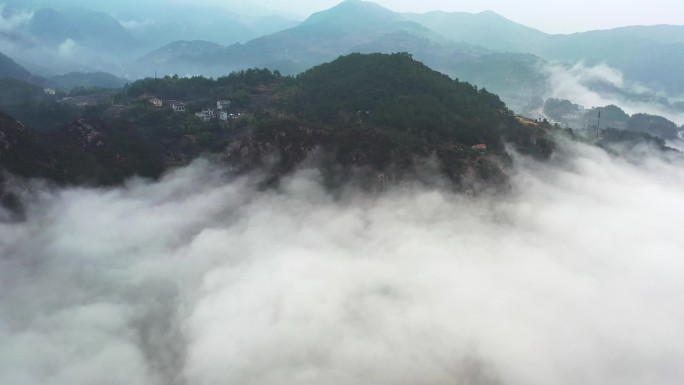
left=1, top=139, right=684, bottom=385
left=543, top=62, right=684, bottom=126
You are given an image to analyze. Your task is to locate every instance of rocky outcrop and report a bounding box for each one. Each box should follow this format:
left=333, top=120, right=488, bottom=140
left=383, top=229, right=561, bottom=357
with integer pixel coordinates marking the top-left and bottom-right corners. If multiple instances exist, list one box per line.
left=63, top=119, right=106, bottom=150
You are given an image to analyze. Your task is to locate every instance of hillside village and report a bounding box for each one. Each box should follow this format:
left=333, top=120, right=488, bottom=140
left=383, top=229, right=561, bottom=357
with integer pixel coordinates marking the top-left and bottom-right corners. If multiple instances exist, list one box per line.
left=147, top=97, right=244, bottom=122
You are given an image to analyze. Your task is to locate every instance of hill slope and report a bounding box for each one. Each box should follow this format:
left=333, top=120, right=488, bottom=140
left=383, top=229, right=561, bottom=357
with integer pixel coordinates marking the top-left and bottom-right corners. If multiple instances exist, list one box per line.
left=405, top=11, right=548, bottom=53
left=27, top=7, right=140, bottom=54
left=405, top=10, right=684, bottom=94
left=0, top=52, right=43, bottom=85
left=0, top=52, right=33, bottom=81
left=1, top=54, right=557, bottom=193
left=170, top=0, right=458, bottom=76
left=224, top=53, right=555, bottom=186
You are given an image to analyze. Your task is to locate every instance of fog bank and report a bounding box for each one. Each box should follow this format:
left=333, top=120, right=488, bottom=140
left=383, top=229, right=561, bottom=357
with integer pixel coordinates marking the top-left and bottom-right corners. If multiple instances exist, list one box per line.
left=543, top=62, right=684, bottom=125
left=2, top=142, right=684, bottom=385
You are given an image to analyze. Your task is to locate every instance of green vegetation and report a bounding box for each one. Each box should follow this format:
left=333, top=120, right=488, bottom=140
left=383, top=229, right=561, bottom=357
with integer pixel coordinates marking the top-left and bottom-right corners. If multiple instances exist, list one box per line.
left=48, top=72, right=127, bottom=90
left=0, top=53, right=562, bottom=189
left=125, top=69, right=282, bottom=105
left=585, top=105, right=629, bottom=124
left=0, top=78, right=79, bottom=130
left=627, top=113, right=679, bottom=140
left=0, top=52, right=39, bottom=83
left=0, top=78, right=44, bottom=105
left=598, top=128, right=672, bottom=155
left=543, top=98, right=582, bottom=122
left=287, top=53, right=514, bottom=148
left=0, top=53, right=605, bottom=189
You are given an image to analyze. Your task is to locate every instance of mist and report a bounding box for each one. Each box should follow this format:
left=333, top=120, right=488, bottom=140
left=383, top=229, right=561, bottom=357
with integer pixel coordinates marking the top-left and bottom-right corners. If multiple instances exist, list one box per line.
left=0, top=4, right=33, bottom=31
left=543, top=62, right=684, bottom=125
left=2, top=140, right=684, bottom=385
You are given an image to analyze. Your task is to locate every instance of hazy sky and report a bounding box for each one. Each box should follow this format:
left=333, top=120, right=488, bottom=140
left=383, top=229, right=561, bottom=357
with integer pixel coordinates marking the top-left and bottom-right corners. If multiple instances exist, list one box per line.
left=205, top=0, right=683, bottom=34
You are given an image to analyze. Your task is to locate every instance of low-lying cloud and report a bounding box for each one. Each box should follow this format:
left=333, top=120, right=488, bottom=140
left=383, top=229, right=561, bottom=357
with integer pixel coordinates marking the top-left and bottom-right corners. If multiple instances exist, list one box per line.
left=2, top=141, right=684, bottom=385
left=57, top=38, right=78, bottom=58
left=543, top=62, right=684, bottom=125
left=0, top=4, right=33, bottom=31
left=118, top=18, right=157, bottom=31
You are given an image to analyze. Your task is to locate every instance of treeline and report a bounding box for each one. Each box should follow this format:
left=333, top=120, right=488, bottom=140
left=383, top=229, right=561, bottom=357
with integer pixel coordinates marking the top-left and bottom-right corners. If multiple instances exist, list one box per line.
left=124, top=68, right=284, bottom=101
left=281, top=52, right=513, bottom=148
left=544, top=98, right=681, bottom=140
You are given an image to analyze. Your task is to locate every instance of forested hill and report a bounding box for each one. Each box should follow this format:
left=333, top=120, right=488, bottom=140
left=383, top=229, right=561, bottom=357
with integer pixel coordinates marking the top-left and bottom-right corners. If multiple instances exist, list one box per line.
left=290, top=52, right=509, bottom=145
left=0, top=52, right=42, bottom=85
left=229, top=53, right=555, bottom=184
left=0, top=53, right=557, bottom=200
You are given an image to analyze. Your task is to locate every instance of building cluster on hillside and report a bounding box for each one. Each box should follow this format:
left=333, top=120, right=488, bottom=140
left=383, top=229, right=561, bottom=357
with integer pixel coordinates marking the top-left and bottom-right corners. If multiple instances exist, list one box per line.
left=147, top=97, right=242, bottom=122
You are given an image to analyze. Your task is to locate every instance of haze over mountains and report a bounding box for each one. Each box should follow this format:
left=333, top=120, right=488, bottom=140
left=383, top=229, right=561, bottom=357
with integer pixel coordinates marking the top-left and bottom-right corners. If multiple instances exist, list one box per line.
left=2, top=0, right=683, bottom=125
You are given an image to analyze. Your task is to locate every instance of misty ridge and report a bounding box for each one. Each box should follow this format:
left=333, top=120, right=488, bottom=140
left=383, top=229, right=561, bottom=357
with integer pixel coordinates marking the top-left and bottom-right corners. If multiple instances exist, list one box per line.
left=1, top=0, right=684, bottom=128
left=1, top=0, right=684, bottom=384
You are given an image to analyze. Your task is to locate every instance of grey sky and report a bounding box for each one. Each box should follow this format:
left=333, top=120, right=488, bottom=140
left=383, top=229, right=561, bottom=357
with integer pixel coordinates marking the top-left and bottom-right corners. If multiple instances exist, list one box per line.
left=191, top=0, right=684, bottom=34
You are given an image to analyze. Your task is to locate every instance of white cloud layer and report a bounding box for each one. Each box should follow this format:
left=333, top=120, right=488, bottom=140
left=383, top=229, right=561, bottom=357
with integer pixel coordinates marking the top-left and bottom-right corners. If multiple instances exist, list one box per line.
left=57, top=38, right=77, bottom=58
left=2, top=141, right=684, bottom=385
left=118, top=18, right=157, bottom=31
left=543, top=62, right=684, bottom=125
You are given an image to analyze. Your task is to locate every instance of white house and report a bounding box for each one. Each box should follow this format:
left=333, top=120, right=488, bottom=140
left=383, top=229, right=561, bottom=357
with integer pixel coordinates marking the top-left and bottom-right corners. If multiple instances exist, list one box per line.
left=44, top=88, right=56, bottom=95
left=149, top=98, right=163, bottom=107
left=217, top=100, right=231, bottom=110
left=219, top=110, right=228, bottom=121
left=195, top=109, right=215, bottom=122
left=167, top=101, right=185, bottom=112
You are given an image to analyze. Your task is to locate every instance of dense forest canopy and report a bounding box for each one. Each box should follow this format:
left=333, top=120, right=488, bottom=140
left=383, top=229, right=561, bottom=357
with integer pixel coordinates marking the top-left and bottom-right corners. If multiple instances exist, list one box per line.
left=283, top=53, right=517, bottom=148
left=1, top=52, right=678, bottom=191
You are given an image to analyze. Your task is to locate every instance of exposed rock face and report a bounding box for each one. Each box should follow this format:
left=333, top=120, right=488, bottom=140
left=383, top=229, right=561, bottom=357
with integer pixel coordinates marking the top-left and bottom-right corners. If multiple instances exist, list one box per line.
left=222, top=120, right=513, bottom=192
left=64, top=119, right=106, bottom=150
left=223, top=122, right=323, bottom=175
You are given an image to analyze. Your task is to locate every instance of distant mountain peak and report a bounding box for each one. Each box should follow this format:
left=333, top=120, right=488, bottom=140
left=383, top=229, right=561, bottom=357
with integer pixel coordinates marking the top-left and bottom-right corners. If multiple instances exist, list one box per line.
left=302, top=0, right=402, bottom=26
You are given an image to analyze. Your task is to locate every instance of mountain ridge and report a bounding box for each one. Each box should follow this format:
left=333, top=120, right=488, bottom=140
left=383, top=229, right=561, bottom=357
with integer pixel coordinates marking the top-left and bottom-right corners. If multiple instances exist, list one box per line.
left=0, top=53, right=557, bottom=195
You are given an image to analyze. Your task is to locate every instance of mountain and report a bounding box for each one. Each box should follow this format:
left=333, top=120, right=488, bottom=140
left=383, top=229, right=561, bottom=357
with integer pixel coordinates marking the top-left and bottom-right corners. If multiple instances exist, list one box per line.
left=133, top=0, right=543, bottom=110
left=404, top=11, right=548, bottom=53
left=47, top=72, right=127, bottom=90
left=0, top=110, right=163, bottom=187
left=27, top=7, right=140, bottom=54
left=279, top=52, right=551, bottom=160
left=132, top=0, right=511, bottom=90
left=0, top=52, right=41, bottom=84
left=116, top=5, right=298, bottom=49
left=0, top=54, right=557, bottom=196
left=179, top=0, right=453, bottom=76
left=6, top=0, right=684, bottom=98
left=403, top=9, right=684, bottom=94
left=627, top=113, right=680, bottom=140
left=573, top=25, right=684, bottom=46
left=135, top=41, right=224, bottom=76
left=0, top=78, right=44, bottom=106
left=128, top=0, right=547, bottom=112
left=541, top=28, right=684, bottom=93
left=1, top=0, right=299, bottom=77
